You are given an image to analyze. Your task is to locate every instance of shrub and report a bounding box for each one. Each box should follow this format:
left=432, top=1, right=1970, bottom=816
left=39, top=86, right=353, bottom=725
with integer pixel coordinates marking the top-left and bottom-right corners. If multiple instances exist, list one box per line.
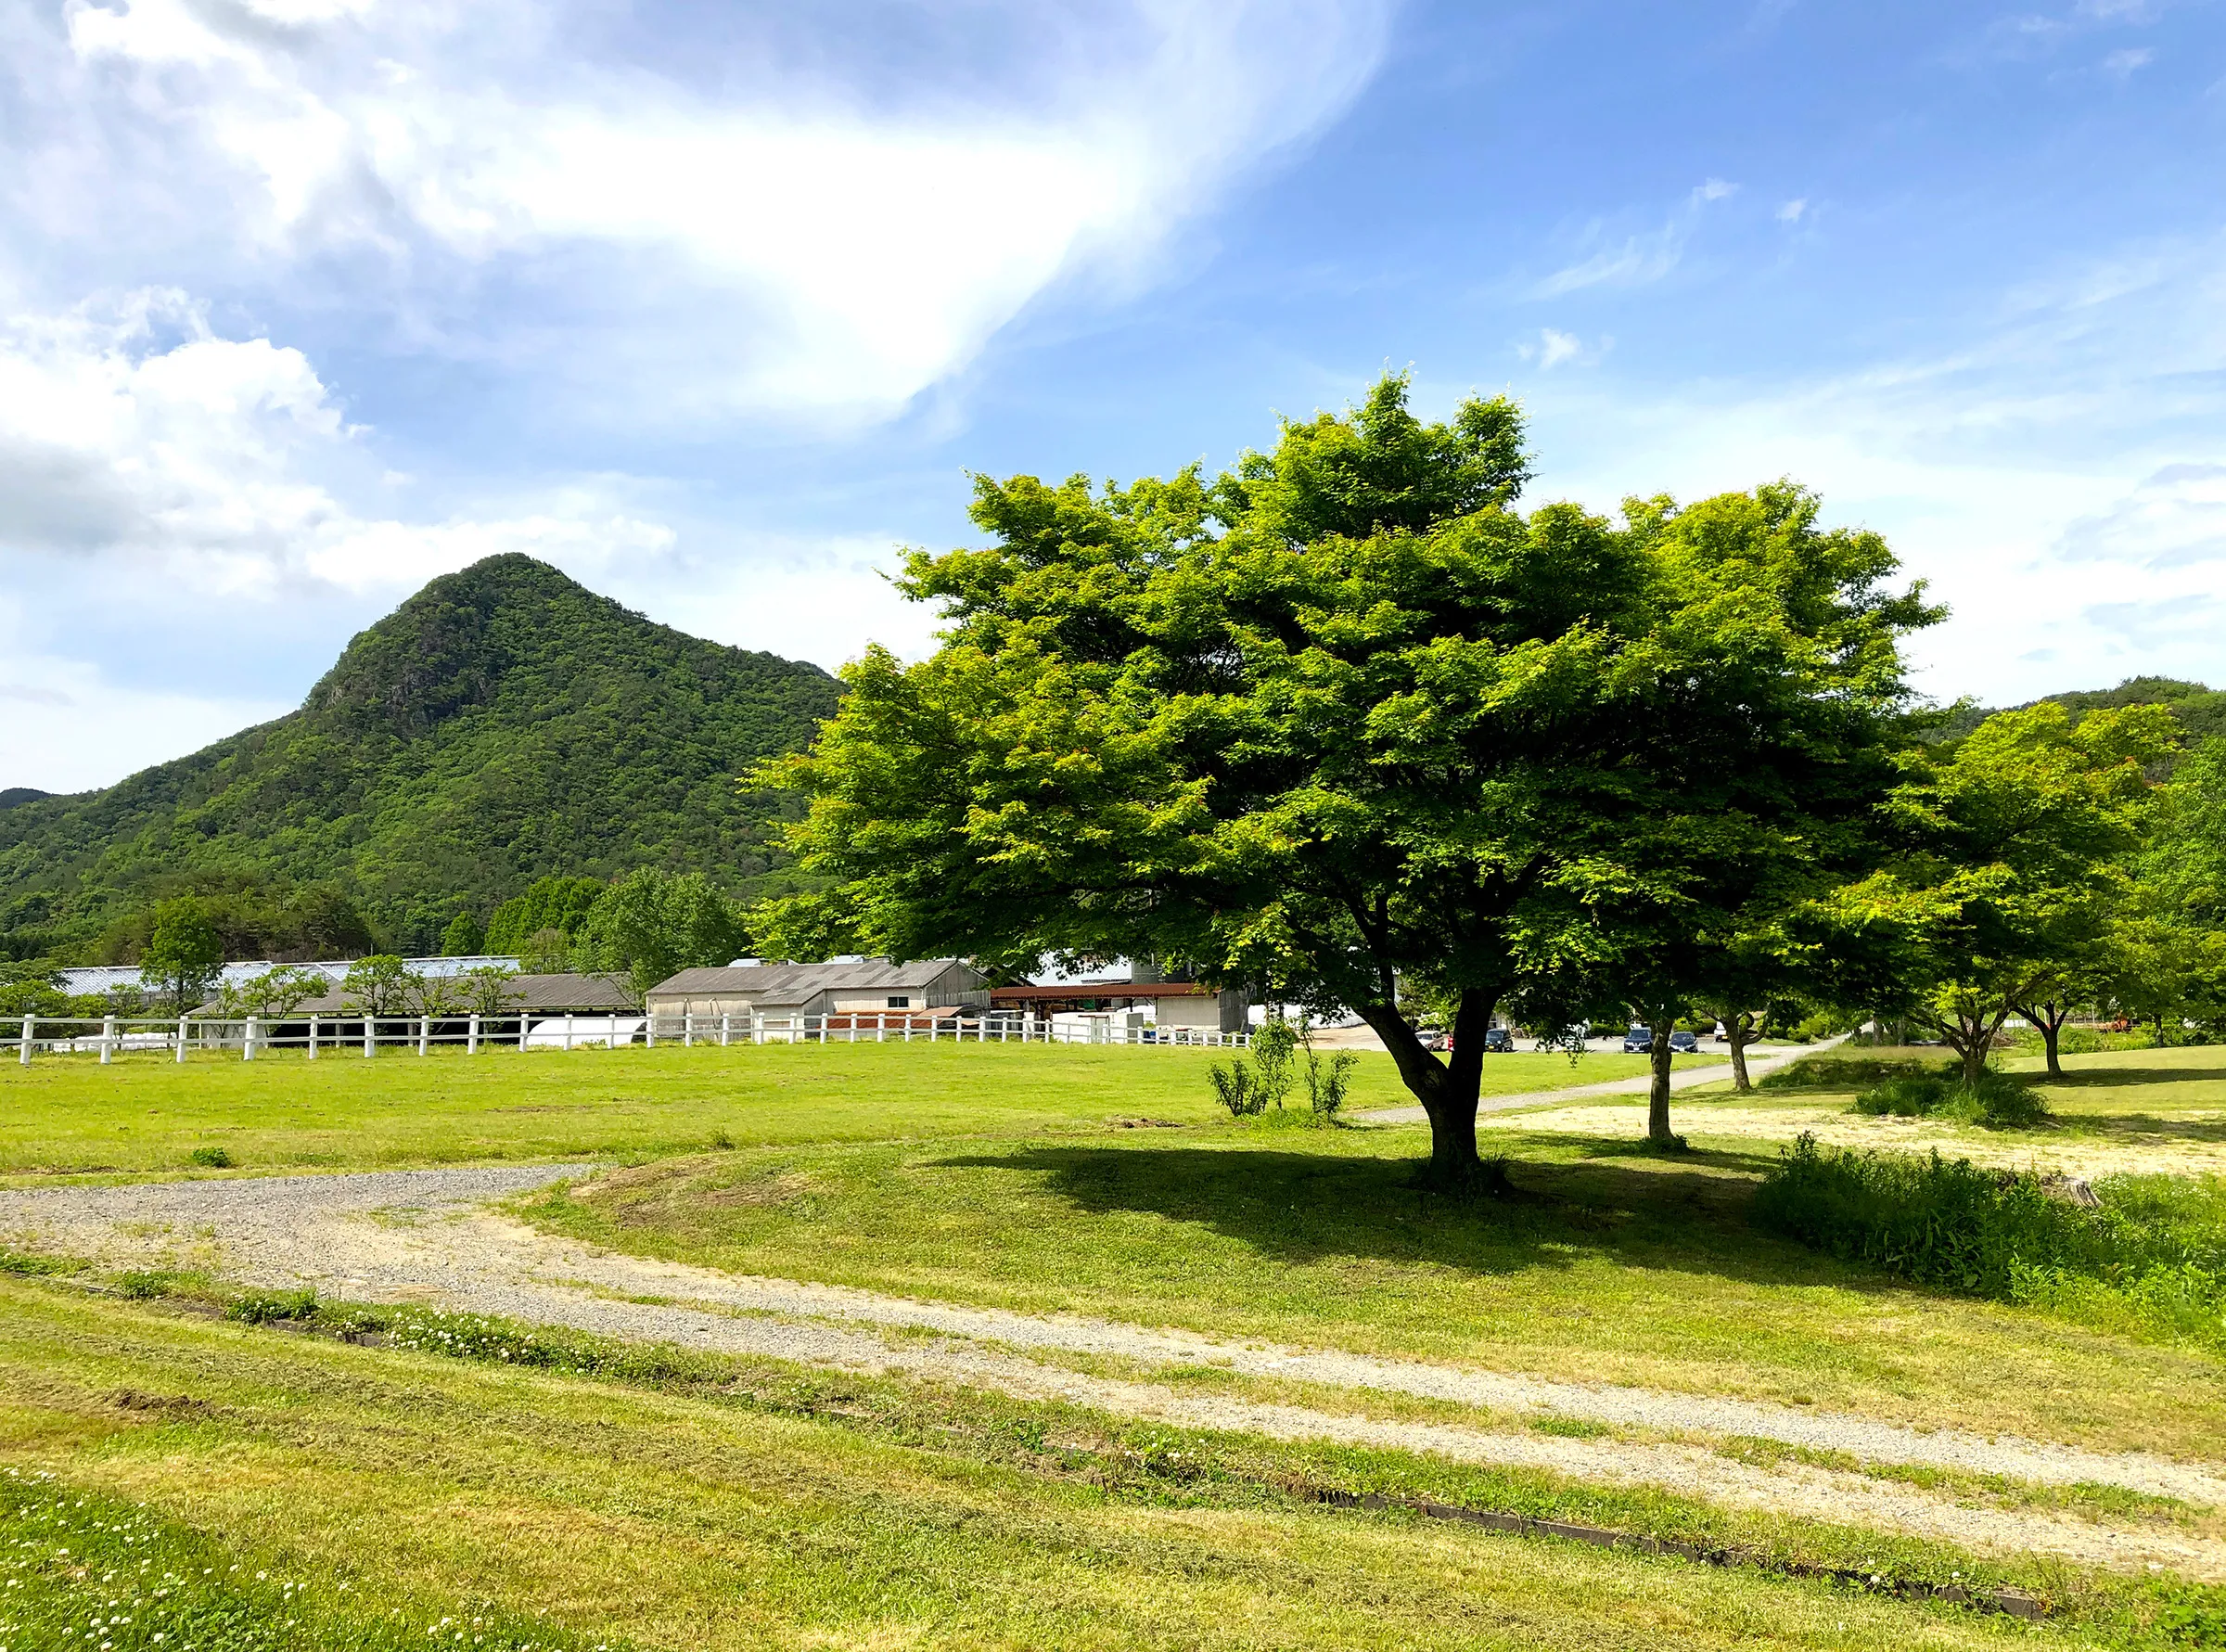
left=1850, top=1075, right=1949, bottom=1117
left=1304, top=1048, right=1360, bottom=1120
left=1941, top=1070, right=2052, bottom=1130
left=186, top=1145, right=235, bottom=1168
left=1759, top=1055, right=1951, bottom=1092
left=225, top=1287, right=317, bottom=1324
left=1250, top=1015, right=1298, bottom=1108
left=1208, top=1060, right=1264, bottom=1117
left=1754, top=1136, right=2226, bottom=1349
left=1847, top=1069, right=2050, bottom=1129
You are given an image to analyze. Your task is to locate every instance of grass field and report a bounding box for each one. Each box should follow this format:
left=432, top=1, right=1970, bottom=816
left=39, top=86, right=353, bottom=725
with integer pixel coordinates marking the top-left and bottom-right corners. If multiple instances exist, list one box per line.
left=0, top=1279, right=2199, bottom=1652
left=2, top=1038, right=2222, bottom=1647
left=519, top=1120, right=2226, bottom=1460
left=0, top=1042, right=1696, bottom=1179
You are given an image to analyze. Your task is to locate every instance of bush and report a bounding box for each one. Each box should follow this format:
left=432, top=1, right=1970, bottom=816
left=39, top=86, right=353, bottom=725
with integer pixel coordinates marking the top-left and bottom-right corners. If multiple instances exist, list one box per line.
left=1759, top=1054, right=1951, bottom=1092
left=1303, top=1047, right=1359, bottom=1120
left=1850, top=1075, right=1949, bottom=1116
left=1848, top=1069, right=2050, bottom=1129
left=225, top=1287, right=317, bottom=1324
left=1208, top=1060, right=1264, bottom=1117
left=186, top=1145, right=234, bottom=1168
left=1754, top=1135, right=2226, bottom=1348
left=1250, top=1015, right=1298, bottom=1108
left=1942, top=1070, right=2051, bottom=1129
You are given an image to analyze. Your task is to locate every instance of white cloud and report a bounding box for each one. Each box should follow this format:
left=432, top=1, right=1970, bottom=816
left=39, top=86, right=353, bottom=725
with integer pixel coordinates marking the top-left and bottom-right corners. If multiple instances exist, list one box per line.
left=0, top=289, right=682, bottom=596
left=1532, top=179, right=1740, bottom=297
left=2100, top=45, right=2156, bottom=77
left=1777, top=198, right=1809, bottom=223
left=25, top=0, right=1394, bottom=424
left=1516, top=327, right=1607, bottom=370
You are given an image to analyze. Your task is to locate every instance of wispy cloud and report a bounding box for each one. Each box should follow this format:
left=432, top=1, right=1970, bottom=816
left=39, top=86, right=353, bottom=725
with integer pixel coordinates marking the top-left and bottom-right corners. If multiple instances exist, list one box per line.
left=1516, top=327, right=1608, bottom=369
left=1777, top=198, right=1810, bottom=223
left=1531, top=180, right=1740, bottom=298
left=24, top=0, right=1395, bottom=426
left=2100, top=45, right=2156, bottom=77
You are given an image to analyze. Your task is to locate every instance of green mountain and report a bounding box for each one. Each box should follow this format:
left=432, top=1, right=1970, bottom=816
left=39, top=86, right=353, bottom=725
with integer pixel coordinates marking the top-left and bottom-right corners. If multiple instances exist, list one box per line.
left=1938, top=676, right=2226, bottom=742
left=0, top=556, right=840, bottom=960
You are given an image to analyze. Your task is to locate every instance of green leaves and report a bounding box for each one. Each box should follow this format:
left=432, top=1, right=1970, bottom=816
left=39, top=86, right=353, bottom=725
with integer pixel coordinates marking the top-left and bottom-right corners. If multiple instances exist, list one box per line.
left=758, top=373, right=1933, bottom=1158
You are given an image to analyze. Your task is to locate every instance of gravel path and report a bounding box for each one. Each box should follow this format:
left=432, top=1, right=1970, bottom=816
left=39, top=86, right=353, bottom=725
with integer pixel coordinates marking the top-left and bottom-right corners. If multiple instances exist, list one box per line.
left=4, top=1166, right=2221, bottom=1578
left=1354, top=1040, right=1841, bottom=1125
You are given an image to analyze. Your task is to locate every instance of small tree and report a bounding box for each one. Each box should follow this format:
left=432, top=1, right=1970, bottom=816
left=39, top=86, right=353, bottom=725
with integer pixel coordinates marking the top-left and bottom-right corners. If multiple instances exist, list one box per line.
left=341, top=954, right=417, bottom=1018
left=517, top=928, right=570, bottom=974
left=401, top=969, right=461, bottom=1019
left=1846, top=701, right=2178, bottom=1084
left=139, top=898, right=225, bottom=1015
left=441, top=911, right=485, bottom=956
left=220, top=966, right=330, bottom=1019
left=455, top=965, right=522, bottom=1019
left=1250, top=1012, right=1298, bottom=1108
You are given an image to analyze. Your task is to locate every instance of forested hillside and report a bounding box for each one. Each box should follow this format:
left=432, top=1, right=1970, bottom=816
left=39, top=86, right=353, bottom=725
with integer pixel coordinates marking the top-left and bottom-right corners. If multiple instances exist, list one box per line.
left=1939, top=676, right=2226, bottom=741
left=0, top=556, right=839, bottom=960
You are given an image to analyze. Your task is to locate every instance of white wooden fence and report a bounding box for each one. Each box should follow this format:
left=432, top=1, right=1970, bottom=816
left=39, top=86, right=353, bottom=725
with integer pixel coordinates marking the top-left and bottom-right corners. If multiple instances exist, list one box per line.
left=5, top=1010, right=1253, bottom=1065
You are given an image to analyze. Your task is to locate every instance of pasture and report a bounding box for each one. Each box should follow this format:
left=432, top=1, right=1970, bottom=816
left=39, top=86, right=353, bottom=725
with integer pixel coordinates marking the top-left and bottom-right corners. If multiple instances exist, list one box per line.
left=0, top=1038, right=2220, bottom=1649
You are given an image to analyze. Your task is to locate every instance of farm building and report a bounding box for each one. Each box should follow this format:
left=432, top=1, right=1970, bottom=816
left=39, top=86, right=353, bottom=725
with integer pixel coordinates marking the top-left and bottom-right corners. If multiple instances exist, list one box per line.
left=988, top=980, right=1250, bottom=1035
left=644, top=958, right=991, bottom=1022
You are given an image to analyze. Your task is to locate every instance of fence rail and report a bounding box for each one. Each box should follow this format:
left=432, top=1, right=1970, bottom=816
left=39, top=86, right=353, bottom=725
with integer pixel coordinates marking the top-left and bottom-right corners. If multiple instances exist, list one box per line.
left=5, top=1010, right=1254, bottom=1066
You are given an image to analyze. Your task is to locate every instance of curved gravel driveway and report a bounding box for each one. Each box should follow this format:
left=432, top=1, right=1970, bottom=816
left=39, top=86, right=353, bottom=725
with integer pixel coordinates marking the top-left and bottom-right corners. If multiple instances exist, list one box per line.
left=4, top=1164, right=2221, bottom=1578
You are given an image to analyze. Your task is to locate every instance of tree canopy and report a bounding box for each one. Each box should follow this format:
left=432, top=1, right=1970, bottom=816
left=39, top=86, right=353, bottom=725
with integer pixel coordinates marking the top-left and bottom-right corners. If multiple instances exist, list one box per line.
left=760, top=374, right=1933, bottom=1188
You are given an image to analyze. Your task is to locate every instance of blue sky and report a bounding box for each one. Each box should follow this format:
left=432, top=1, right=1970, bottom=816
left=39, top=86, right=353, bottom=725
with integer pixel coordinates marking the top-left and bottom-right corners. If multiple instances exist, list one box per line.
left=3, top=0, right=2222, bottom=791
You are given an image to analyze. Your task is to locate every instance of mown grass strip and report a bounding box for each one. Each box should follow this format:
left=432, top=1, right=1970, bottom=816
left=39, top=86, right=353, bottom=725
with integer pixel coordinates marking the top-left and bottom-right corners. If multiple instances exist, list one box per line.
left=102, top=1273, right=2226, bottom=1639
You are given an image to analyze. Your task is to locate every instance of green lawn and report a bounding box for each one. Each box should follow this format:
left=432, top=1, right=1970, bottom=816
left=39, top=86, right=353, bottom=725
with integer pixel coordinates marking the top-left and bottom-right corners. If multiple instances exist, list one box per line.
left=0, top=1042, right=1682, bottom=1179
left=520, top=1120, right=2226, bottom=1461
left=0, top=1279, right=2178, bottom=1652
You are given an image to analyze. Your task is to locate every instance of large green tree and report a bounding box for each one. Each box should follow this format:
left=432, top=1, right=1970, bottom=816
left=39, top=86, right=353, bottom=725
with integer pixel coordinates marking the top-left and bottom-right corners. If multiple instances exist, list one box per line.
left=760, top=376, right=1927, bottom=1189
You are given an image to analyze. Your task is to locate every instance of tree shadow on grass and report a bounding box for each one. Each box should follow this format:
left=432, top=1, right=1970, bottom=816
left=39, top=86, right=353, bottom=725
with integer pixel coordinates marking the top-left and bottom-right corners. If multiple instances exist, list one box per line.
left=2039, top=1068, right=2226, bottom=1090
left=933, top=1143, right=1898, bottom=1294
left=2064, top=1113, right=2226, bottom=1145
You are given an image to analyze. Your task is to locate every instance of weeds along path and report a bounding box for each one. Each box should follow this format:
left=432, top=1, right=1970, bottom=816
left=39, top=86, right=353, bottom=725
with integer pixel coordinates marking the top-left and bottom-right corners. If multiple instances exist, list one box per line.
left=4, top=1166, right=2223, bottom=1578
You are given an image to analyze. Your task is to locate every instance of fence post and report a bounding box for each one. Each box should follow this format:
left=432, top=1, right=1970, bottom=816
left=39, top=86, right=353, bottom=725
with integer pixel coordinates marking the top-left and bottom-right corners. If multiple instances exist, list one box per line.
left=721, top=1014, right=732, bottom=1047
left=518, top=1012, right=531, bottom=1052
left=565, top=1014, right=575, bottom=1052
left=467, top=1014, right=480, bottom=1056
left=97, top=1015, right=116, bottom=1065
left=364, top=1017, right=376, bottom=1057
left=683, top=1012, right=694, bottom=1049
left=17, top=1016, right=29, bottom=1066
left=242, top=1017, right=258, bottom=1062
left=416, top=1016, right=428, bottom=1057
left=307, top=1015, right=319, bottom=1060
left=645, top=1012, right=657, bottom=1050
left=175, top=1016, right=188, bottom=1064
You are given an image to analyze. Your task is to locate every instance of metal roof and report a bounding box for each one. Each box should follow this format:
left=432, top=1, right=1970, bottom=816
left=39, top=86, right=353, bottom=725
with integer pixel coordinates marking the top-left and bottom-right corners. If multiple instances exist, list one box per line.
left=67, top=955, right=521, bottom=996
left=650, top=958, right=980, bottom=1002
left=190, top=971, right=635, bottom=1017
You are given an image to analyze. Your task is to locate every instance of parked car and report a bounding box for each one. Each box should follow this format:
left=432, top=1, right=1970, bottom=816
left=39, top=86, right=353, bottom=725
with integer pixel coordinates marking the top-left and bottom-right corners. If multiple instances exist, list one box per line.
left=1415, top=1027, right=1449, bottom=1051
left=1482, top=1027, right=1514, bottom=1053
left=1669, top=1030, right=1700, bottom=1054
left=1621, top=1026, right=1653, bottom=1054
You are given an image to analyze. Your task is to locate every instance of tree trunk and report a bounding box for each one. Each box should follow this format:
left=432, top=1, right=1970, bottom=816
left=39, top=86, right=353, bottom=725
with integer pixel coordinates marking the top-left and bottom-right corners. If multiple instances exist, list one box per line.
left=1724, top=1011, right=1754, bottom=1093
left=1358, top=990, right=1506, bottom=1195
left=1646, top=1022, right=1683, bottom=1148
